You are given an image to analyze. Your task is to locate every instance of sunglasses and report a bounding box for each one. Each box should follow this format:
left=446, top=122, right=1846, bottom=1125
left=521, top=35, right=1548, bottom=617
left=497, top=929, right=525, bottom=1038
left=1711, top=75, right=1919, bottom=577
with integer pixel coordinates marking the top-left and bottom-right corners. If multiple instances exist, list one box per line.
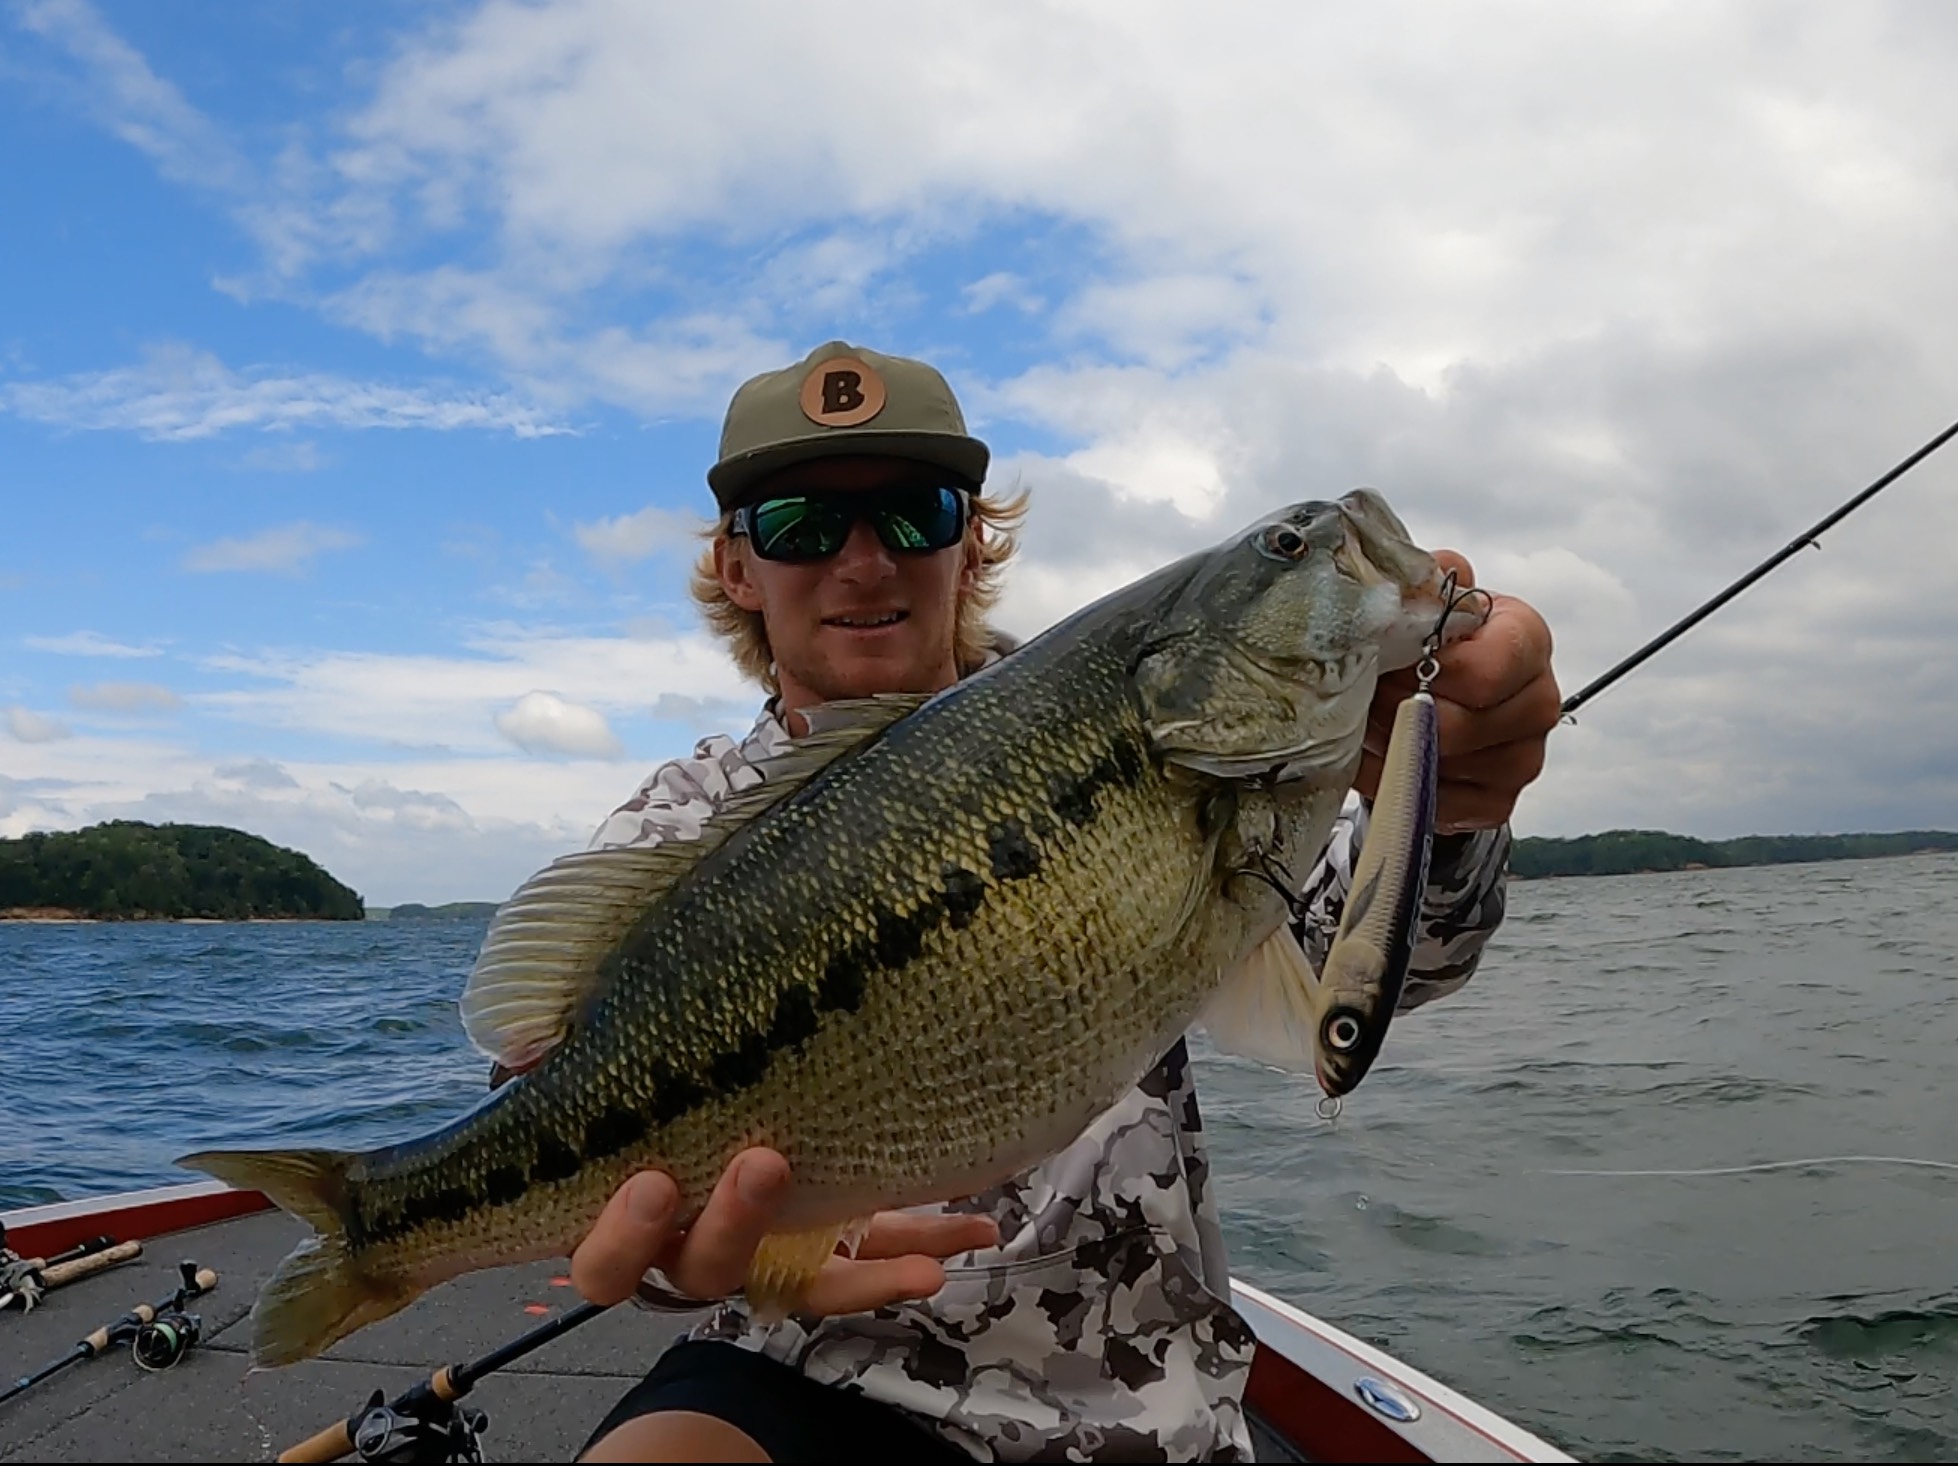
left=731, top=483, right=971, bottom=563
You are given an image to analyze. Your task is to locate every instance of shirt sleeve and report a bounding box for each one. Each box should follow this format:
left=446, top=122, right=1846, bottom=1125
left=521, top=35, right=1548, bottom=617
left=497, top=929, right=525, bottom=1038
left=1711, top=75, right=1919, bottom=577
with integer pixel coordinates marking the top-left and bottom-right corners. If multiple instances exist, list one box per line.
left=586, top=733, right=766, bottom=851
left=1289, top=792, right=1513, bottom=1014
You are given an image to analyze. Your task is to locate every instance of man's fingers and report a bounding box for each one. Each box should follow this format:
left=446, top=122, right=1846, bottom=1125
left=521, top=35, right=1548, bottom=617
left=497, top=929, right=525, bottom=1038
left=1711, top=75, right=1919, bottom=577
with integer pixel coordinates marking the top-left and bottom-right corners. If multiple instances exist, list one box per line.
left=1430, top=596, right=1553, bottom=710
left=571, top=1170, right=681, bottom=1307
left=1439, top=737, right=1550, bottom=795
left=801, top=1255, right=950, bottom=1317
left=662, top=1148, right=793, bottom=1302
left=1431, top=549, right=1476, bottom=590
left=855, top=1212, right=1000, bottom=1262
left=1436, top=781, right=1524, bottom=835
left=1431, top=673, right=1562, bottom=759
left=1365, top=671, right=1560, bottom=765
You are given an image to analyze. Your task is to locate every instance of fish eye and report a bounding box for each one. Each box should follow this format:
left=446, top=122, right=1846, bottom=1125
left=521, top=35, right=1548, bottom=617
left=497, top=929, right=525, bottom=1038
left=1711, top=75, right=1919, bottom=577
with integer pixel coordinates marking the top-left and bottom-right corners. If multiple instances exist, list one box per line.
left=1326, top=1014, right=1362, bottom=1052
left=1259, top=524, right=1310, bottom=561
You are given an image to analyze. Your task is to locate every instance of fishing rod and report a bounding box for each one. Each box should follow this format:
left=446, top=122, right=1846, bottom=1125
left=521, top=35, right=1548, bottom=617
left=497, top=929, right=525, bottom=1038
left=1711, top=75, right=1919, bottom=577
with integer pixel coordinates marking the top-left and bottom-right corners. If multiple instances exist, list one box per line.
left=0, top=1261, right=218, bottom=1407
left=0, top=1224, right=131, bottom=1312
left=0, top=1240, right=143, bottom=1313
left=278, top=1300, right=612, bottom=1464
left=1558, top=413, right=1958, bottom=719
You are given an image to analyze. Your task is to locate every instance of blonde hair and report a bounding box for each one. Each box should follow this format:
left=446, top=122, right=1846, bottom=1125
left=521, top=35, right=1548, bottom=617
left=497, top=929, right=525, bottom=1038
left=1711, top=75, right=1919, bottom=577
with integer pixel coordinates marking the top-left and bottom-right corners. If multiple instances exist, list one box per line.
left=690, top=484, right=1030, bottom=693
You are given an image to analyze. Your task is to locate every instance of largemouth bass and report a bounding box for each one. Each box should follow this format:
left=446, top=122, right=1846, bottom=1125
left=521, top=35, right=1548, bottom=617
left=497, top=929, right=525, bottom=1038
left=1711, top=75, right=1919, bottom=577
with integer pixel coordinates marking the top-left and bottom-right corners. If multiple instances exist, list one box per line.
left=181, top=488, right=1483, bottom=1368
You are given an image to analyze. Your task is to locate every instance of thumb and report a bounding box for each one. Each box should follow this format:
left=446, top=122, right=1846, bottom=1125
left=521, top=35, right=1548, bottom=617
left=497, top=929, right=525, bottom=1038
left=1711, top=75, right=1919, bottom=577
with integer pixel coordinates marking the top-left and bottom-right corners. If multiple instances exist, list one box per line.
left=1433, top=549, right=1476, bottom=589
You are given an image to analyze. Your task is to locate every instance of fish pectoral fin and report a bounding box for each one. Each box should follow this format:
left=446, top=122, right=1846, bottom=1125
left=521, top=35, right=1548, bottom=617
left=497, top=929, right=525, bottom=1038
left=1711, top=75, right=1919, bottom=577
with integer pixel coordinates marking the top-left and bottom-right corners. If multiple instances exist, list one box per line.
left=1198, top=926, right=1326, bottom=1075
left=459, top=694, right=933, bottom=1072
left=742, top=1220, right=874, bottom=1323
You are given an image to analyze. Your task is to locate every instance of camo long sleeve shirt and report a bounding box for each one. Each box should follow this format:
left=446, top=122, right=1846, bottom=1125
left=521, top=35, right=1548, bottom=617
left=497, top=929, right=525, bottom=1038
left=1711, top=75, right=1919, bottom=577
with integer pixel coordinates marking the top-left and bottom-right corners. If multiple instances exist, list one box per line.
left=588, top=704, right=1511, bottom=1463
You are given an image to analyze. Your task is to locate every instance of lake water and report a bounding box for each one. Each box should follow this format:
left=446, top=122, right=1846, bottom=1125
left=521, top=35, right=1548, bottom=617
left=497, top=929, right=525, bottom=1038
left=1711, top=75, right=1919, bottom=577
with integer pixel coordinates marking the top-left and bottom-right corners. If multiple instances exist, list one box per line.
left=4, top=853, right=1955, bottom=1462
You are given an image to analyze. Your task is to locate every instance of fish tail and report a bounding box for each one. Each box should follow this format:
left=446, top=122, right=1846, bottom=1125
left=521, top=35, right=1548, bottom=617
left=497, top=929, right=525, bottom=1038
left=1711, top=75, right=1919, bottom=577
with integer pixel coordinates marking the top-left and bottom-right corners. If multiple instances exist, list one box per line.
left=177, top=1147, right=418, bottom=1368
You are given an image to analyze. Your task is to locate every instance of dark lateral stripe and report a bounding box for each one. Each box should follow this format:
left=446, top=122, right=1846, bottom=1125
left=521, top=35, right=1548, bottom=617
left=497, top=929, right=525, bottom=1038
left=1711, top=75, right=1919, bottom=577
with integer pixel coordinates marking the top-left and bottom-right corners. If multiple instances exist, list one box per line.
left=484, top=1165, right=528, bottom=1207
left=649, top=1061, right=707, bottom=1125
left=583, top=1104, right=648, bottom=1160
left=874, top=899, right=940, bottom=968
left=1048, top=736, right=1148, bottom=830
left=400, top=1183, right=476, bottom=1231
left=987, top=817, right=1042, bottom=881
left=709, top=1028, right=772, bottom=1093
left=613, top=738, right=1156, bottom=1133
left=531, top=1135, right=582, bottom=1184
left=818, top=948, right=868, bottom=1013
left=942, top=864, right=986, bottom=928
left=766, top=983, right=820, bottom=1049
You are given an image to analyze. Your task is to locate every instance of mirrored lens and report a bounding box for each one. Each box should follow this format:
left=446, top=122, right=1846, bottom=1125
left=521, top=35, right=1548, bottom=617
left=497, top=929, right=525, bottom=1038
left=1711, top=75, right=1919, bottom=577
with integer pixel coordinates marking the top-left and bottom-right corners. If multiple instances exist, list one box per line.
left=743, top=485, right=967, bottom=562
left=868, top=486, right=964, bottom=551
left=751, top=497, right=850, bottom=560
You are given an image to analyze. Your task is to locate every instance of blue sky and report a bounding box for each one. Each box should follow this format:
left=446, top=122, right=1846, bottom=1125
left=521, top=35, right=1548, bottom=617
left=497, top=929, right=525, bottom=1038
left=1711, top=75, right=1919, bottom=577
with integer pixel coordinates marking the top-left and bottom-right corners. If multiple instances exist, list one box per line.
left=4, top=1, right=1957, bottom=904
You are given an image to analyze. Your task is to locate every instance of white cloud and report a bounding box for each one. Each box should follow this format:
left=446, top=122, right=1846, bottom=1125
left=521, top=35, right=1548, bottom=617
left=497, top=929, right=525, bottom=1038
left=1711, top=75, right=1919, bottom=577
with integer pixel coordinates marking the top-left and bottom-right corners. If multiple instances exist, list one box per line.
left=336, top=778, right=476, bottom=832
left=963, top=271, right=1043, bottom=315
left=213, top=758, right=300, bottom=790
left=68, top=681, right=182, bottom=714
left=5, top=707, right=73, bottom=743
left=193, top=625, right=750, bottom=756
left=15, top=0, right=249, bottom=194
left=2, top=344, right=569, bottom=441
left=23, top=631, right=164, bottom=658
left=494, top=691, right=624, bottom=758
left=573, top=505, right=705, bottom=569
left=183, top=522, right=363, bottom=574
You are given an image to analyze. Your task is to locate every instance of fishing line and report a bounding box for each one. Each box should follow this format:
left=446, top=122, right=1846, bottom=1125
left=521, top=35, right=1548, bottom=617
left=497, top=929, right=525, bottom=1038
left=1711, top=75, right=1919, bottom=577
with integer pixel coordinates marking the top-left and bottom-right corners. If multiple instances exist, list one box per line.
left=1535, top=1155, right=1958, bottom=1178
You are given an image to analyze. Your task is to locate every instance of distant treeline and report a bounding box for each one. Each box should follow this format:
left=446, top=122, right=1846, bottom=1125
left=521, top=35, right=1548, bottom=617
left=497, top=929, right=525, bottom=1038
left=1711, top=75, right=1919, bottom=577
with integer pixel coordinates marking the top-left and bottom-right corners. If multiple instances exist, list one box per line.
left=371, top=901, right=501, bottom=922
left=1511, top=829, right=1958, bottom=879
left=0, top=821, right=363, bottom=920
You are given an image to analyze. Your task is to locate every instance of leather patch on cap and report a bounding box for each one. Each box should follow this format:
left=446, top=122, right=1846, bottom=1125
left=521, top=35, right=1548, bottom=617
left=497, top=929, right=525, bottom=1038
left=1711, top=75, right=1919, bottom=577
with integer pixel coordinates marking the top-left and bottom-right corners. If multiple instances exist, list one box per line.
left=799, top=356, right=887, bottom=428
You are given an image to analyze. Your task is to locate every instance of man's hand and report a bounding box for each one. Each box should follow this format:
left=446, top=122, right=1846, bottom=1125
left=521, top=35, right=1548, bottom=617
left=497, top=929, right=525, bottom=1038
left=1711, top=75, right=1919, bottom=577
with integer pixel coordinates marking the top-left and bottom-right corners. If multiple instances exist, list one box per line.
left=1356, top=551, right=1558, bottom=835
left=571, top=1147, right=1001, bottom=1316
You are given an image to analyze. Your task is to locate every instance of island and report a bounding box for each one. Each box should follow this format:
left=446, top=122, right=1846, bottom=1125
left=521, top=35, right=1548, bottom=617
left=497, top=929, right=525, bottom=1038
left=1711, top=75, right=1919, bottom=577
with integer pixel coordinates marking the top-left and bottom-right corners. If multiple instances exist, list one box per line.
left=370, top=901, right=502, bottom=922
left=0, top=821, right=364, bottom=920
left=1511, top=828, right=1958, bottom=879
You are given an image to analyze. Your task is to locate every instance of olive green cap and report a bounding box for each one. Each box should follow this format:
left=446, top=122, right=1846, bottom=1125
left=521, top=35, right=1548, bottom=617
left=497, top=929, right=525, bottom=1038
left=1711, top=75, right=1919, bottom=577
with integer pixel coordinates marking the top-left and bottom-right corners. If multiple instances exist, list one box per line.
left=707, top=340, right=991, bottom=510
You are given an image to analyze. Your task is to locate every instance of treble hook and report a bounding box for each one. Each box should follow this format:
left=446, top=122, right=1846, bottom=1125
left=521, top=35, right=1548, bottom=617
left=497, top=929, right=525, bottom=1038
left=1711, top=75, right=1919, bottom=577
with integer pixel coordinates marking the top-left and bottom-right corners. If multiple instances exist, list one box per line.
left=1226, top=848, right=1312, bottom=925
left=1417, top=569, right=1493, bottom=691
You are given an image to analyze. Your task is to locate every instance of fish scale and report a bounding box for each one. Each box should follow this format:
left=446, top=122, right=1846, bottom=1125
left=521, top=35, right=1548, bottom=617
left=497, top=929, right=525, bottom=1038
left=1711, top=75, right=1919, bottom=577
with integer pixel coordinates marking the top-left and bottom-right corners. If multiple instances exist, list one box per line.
left=179, top=489, right=1471, bottom=1368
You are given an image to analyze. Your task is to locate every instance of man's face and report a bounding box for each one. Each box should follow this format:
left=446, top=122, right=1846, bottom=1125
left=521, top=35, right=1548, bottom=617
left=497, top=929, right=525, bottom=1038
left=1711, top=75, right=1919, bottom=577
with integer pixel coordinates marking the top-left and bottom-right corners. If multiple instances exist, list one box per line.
left=716, top=456, right=981, bottom=706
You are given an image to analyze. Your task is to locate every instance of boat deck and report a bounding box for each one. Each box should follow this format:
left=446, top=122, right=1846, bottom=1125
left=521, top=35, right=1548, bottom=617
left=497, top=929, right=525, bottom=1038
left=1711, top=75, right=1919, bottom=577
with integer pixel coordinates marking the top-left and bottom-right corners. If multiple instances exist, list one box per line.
left=0, top=1209, right=681, bottom=1463
left=1, top=1209, right=1309, bottom=1463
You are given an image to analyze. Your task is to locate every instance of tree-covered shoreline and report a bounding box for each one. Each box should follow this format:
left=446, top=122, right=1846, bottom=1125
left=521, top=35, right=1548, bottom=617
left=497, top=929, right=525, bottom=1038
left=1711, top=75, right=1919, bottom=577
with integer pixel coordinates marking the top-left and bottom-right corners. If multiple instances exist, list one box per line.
left=1511, top=828, right=1958, bottom=880
left=0, top=822, right=363, bottom=920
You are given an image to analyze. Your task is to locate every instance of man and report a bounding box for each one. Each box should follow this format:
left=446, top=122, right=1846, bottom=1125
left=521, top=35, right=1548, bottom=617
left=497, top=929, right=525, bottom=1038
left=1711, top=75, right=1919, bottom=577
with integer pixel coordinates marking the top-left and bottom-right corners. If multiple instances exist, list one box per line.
left=569, top=341, right=1559, bottom=1462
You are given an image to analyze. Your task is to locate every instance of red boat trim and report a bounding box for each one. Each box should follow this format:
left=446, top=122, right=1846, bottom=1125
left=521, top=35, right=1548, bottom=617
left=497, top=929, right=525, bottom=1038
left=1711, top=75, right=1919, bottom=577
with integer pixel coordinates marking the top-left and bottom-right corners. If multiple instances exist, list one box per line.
left=1231, top=1279, right=1574, bottom=1463
left=1245, top=1340, right=1431, bottom=1463
left=1, top=1181, right=273, bottom=1258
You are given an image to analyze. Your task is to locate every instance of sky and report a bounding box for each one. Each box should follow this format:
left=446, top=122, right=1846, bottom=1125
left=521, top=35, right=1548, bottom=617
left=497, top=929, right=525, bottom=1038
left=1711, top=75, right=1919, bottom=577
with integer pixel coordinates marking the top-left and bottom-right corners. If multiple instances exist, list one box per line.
left=3, top=0, right=1957, bottom=907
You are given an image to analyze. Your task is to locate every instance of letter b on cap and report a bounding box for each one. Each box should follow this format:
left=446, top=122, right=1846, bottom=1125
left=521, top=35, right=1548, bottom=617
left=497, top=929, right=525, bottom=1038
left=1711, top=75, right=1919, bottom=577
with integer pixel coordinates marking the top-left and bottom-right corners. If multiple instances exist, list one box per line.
left=799, top=356, right=887, bottom=428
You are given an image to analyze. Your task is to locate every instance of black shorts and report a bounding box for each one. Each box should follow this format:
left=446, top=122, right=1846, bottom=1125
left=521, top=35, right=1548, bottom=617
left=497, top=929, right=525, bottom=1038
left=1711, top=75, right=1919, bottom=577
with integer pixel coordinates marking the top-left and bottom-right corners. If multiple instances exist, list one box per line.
left=580, top=1339, right=976, bottom=1463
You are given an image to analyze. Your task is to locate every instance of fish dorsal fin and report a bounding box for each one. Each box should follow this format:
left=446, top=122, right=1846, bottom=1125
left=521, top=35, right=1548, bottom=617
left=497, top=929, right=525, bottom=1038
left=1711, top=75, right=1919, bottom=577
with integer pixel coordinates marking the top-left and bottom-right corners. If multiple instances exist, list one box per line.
left=459, top=692, right=933, bottom=1069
